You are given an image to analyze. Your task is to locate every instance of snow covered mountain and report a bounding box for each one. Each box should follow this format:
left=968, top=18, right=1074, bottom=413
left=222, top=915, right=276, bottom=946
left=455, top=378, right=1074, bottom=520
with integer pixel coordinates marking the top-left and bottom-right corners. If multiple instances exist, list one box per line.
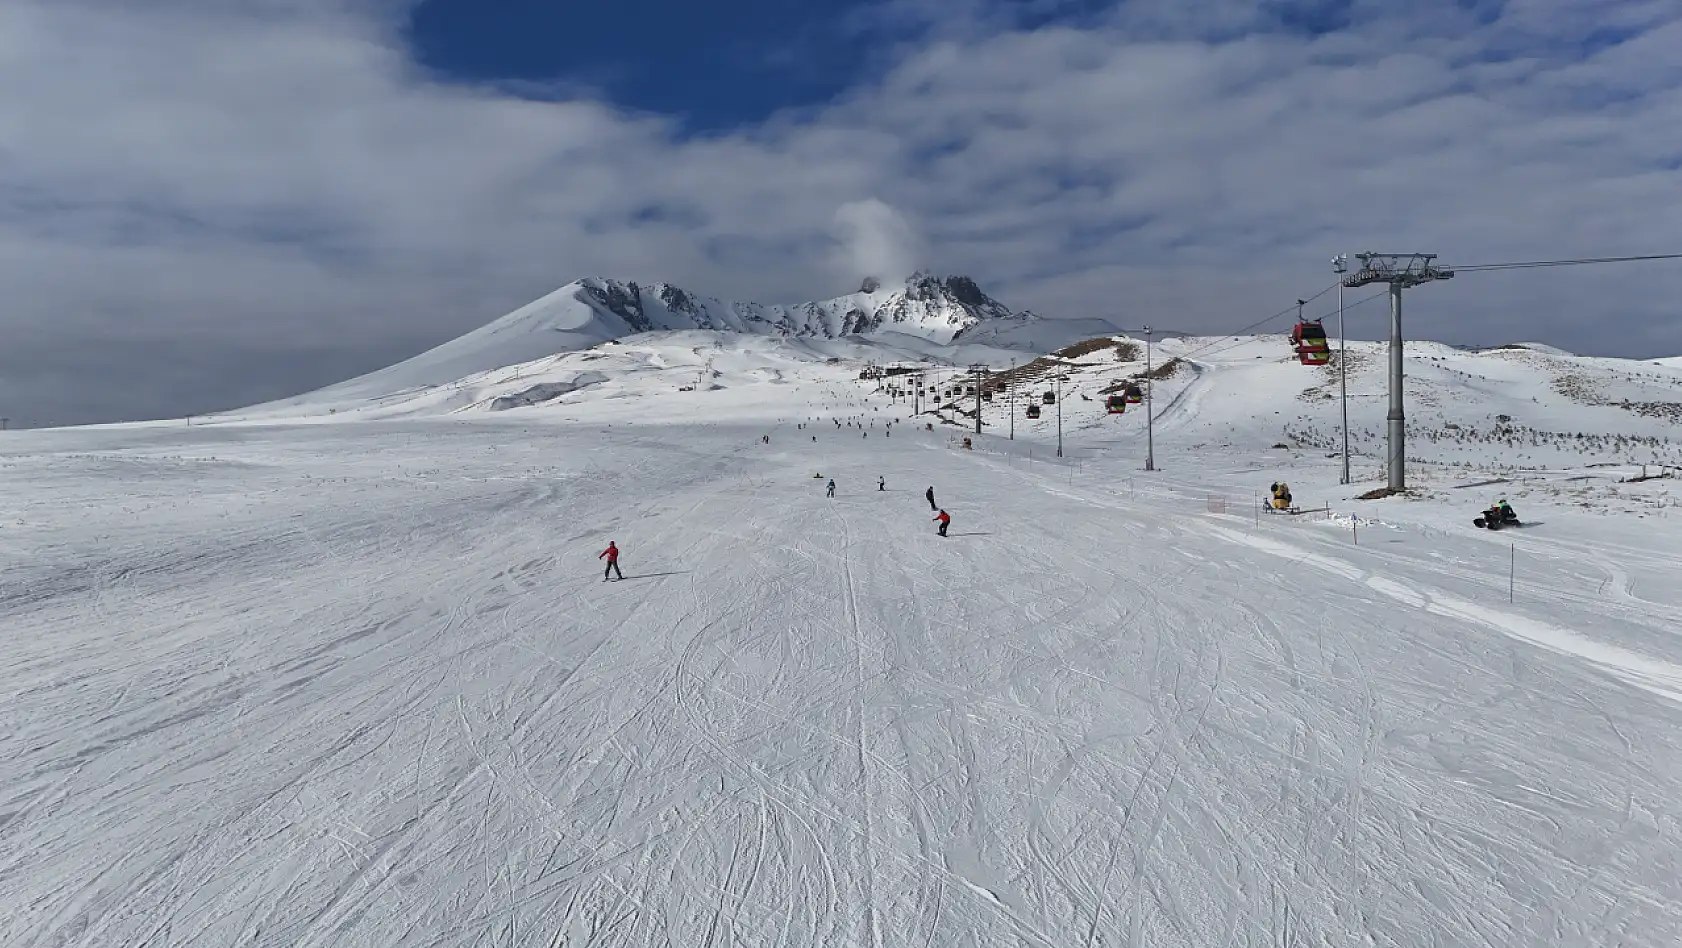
left=311, top=273, right=1046, bottom=402
left=239, top=316, right=1682, bottom=476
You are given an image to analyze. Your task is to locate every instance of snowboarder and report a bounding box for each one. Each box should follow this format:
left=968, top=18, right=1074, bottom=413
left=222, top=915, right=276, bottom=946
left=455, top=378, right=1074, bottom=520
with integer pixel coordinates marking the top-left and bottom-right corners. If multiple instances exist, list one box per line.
left=934, top=509, right=950, bottom=537
left=599, top=541, right=624, bottom=581
left=926, top=486, right=937, bottom=510
left=878, top=476, right=885, bottom=491
left=827, top=479, right=836, bottom=498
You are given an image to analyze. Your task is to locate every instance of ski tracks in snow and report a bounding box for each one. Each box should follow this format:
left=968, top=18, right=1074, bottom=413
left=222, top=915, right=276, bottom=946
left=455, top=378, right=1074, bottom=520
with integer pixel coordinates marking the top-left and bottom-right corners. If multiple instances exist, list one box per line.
left=6, top=421, right=1682, bottom=946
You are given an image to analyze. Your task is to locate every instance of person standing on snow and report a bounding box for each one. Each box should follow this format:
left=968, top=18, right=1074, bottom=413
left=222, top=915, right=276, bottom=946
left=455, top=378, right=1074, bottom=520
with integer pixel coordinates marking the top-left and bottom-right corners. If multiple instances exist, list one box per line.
left=827, top=479, right=836, bottom=498
left=926, top=486, right=937, bottom=510
left=933, top=509, right=950, bottom=537
left=878, top=476, right=885, bottom=491
left=599, top=541, right=624, bottom=581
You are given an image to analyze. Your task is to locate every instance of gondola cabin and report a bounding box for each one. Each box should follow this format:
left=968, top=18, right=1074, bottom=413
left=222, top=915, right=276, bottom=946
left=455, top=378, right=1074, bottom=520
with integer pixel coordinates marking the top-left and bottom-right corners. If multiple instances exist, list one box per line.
left=1026, top=404, right=1042, bottom=419
left=1041, top=391, right=1056, bottom=405
left=982, top=390, right=993, bottom=402
left=1291, top=320, right=1332, bottom=366
left=1125, top=383, right=1144, bottom=405
left=1105, top=394, right=1127, bottom=414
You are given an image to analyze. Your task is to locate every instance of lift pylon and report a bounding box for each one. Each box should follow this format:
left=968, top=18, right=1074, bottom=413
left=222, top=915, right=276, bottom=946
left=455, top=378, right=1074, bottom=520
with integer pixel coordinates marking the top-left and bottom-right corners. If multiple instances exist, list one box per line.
left=1341, top=253, right=1453, bottom=492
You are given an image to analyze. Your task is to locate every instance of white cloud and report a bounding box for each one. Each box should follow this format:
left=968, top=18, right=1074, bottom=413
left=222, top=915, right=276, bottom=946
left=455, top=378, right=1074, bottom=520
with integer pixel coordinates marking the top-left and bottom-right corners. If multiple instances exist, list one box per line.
left=832, top=198, right=925, bottom=287
left=4, top=0, right=1682, bottom=423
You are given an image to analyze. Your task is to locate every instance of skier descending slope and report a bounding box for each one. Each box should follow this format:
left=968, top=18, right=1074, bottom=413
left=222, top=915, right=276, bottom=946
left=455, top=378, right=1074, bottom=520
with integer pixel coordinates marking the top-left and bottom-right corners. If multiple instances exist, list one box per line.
left=599, top=541, right=624, bottom=581
left=926, top=486, right=937, bottom=510
left=934, top=509, right=950, bottom=537
left=827, top=479, right=836, bottom=498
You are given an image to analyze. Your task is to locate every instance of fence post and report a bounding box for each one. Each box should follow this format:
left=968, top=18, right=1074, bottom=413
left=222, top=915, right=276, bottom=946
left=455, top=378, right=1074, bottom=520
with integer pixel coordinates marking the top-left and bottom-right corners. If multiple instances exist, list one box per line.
left=1510, top=543, right=1515, bottom=603
left=1353, top=518, right=1358, bottom=546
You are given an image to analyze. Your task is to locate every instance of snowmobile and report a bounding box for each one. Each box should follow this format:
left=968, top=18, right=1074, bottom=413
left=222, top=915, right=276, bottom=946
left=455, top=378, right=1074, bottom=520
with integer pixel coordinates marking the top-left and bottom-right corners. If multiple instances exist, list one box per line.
left=1473, top=503, right=1521, bottom=530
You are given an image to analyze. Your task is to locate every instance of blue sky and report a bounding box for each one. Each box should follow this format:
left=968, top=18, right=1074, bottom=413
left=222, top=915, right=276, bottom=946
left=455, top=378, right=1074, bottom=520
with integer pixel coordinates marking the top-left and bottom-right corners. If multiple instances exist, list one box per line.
left=409, top=0, right=872, bottom=131
left=3, top=0, right=1682, bottom=424
left=406, top=0, right=1128, bottom=130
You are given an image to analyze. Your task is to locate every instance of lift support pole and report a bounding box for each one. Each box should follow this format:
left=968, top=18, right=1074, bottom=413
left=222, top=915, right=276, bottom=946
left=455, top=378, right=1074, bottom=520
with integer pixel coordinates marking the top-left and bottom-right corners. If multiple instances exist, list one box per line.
left=1341, top=253, right=1453, bottom=492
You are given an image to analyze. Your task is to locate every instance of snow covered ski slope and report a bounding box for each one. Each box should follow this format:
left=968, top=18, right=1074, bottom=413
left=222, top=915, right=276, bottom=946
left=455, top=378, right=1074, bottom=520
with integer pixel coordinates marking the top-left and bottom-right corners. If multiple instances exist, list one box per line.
left=5, top=381, right=1682, bottom=946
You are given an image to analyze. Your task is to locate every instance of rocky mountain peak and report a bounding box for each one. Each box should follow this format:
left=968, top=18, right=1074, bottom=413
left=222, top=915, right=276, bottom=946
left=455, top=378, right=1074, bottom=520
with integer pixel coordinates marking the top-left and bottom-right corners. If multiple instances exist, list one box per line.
left=902, top=271, right=989, bottom=308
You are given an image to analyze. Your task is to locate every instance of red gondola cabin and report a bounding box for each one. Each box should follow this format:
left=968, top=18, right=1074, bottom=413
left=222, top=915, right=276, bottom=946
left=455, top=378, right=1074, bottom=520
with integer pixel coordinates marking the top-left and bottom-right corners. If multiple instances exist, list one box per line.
left=1291, top=320, right=1332, bottom=365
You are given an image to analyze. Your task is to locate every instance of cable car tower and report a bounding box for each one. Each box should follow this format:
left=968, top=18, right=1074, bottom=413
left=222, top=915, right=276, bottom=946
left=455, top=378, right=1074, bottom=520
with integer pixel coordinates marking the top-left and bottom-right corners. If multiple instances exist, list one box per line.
left=1340, top=252, right=1453, bottom=492
left=968, top=364, right=990, bottom=434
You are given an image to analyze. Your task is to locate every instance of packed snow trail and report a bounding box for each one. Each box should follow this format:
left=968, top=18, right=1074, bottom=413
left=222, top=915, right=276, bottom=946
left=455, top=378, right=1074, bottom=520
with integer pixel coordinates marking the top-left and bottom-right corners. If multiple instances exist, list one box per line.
left=3, top=418, right=1681, bottom=947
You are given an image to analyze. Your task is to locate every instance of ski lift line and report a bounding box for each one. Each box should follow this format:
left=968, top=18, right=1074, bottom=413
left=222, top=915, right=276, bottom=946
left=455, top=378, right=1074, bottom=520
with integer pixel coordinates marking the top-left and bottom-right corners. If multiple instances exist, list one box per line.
left=1451, top=252, right=1682, bottom=272
left=1183, top=288, right=1390, bottom=364
left=1096, top=284, right=1341, bottom=371
left=1168, top=281, right=1343, bottom=365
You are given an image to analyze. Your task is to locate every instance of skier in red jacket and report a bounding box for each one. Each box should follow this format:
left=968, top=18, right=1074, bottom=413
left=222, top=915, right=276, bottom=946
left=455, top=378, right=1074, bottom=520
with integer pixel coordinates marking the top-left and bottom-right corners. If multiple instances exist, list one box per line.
left=933, top=510, right=950, bottom=537
left=599, top=541, right=623, bottom=581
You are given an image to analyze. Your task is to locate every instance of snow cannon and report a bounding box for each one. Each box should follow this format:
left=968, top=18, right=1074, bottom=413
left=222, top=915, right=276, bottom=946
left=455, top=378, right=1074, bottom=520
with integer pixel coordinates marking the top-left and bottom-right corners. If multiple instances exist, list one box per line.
left=1269, top=482, right=1294, bottom=510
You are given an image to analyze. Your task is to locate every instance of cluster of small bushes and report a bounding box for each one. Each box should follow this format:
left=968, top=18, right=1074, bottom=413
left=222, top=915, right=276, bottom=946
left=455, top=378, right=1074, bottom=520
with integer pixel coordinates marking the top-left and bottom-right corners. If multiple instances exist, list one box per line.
left=1052, top=337, right=1141, bottom=362
left=1282, top=415, right=1682, bottom=467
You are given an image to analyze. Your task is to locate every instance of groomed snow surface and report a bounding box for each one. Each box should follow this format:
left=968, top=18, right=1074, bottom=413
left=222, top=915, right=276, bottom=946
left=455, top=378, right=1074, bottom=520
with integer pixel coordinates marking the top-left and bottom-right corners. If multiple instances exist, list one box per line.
left=5, top=341, right=1682, bottom=947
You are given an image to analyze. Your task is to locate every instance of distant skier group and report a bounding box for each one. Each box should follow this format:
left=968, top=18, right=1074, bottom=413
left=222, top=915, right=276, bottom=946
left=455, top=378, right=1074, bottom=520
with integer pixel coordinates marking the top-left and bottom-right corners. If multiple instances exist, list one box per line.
left=603, top=403, right=966, bottom=582
left=815, top=478, right=952, bottom=536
